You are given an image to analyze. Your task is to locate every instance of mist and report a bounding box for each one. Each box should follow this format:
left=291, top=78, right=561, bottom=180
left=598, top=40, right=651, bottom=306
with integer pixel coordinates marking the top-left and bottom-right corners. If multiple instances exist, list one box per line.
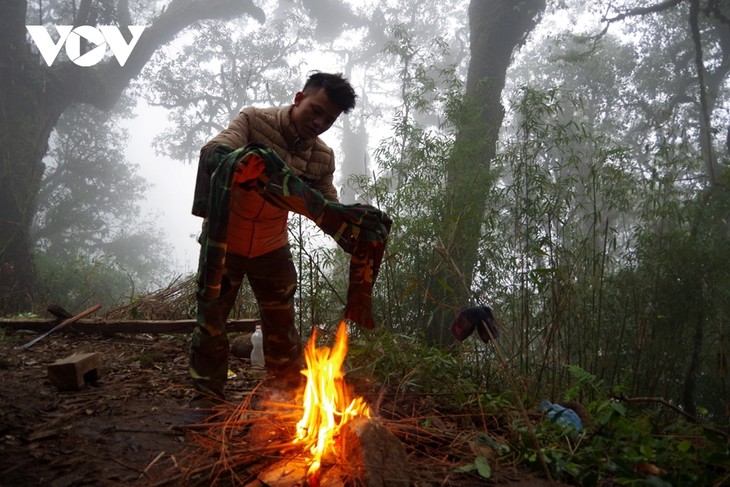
left=2, top=0, right=729, bottom=425
left=123, top=102, right=201, bottom=276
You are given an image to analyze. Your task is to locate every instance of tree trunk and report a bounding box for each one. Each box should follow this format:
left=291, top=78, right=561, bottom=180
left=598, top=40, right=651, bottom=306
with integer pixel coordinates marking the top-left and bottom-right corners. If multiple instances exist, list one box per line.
left=681, top=296, right=704, bottom=416
left=0, top=0, right=264, bottom=314
left=425, top=0, right=545, bottom=344
left=0, top=0, right=63, bottom=312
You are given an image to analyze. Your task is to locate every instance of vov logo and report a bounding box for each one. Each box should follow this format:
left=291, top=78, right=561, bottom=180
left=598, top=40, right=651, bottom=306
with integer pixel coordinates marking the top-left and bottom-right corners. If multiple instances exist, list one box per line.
left=26, top=25, right=146, bottom=67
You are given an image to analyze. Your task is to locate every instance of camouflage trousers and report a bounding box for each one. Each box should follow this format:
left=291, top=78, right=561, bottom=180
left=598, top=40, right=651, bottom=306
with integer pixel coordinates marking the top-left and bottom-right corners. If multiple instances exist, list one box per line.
left=189, top=245, right=302, bottom=399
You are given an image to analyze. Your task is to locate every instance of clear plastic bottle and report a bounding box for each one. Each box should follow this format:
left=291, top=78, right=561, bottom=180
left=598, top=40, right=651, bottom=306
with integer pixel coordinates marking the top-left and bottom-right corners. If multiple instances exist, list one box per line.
left=250, top=324, right=265, bottom=368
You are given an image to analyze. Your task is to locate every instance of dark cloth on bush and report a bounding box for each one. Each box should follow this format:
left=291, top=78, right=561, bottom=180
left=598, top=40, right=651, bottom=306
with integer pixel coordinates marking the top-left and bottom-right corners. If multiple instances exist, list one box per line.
left=449, top=306, right=499, bottom=343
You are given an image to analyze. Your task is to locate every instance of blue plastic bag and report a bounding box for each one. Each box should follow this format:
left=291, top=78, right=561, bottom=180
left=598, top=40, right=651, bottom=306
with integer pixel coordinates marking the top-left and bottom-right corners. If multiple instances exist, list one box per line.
left=539, top=400, right=583, bottom=432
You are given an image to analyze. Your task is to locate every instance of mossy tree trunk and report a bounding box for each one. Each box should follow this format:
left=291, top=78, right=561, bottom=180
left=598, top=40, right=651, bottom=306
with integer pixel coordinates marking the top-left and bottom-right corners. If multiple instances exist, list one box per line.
left=0, top=0, right=263, bottom=314
left=425, top=0, right=546, bottom=345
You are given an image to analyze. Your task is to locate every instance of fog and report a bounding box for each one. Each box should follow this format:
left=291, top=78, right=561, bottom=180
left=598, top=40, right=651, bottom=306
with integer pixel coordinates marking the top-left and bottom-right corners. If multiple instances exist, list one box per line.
left=125, top=98, right=344, bottom=279
left=2, top=0, right=730, bottom=434
left=123, top=102, right=201, bottom=276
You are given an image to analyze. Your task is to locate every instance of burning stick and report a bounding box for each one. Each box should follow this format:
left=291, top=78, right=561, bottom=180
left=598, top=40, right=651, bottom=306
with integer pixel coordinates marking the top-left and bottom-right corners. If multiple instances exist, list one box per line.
left=294, top=322, right=370, bottom=479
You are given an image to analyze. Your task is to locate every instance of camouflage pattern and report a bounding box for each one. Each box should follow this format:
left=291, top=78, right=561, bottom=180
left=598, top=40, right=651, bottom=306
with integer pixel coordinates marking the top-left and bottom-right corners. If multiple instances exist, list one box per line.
left=190, top=143, right=391, bottom=398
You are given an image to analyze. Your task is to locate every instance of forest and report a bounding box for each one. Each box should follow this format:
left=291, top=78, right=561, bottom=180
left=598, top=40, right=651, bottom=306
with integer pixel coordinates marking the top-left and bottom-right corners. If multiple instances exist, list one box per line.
left=1, top=0, right=729, bottom=485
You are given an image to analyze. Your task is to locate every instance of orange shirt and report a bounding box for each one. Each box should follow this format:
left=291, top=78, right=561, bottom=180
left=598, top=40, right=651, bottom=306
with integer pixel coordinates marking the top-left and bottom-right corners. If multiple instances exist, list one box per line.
left=226, top=186, right=289, bottom=257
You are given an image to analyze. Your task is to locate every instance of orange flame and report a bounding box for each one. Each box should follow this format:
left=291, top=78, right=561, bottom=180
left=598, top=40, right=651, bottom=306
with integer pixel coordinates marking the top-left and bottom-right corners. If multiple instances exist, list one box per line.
left=294, top=321, right=370, bottom=477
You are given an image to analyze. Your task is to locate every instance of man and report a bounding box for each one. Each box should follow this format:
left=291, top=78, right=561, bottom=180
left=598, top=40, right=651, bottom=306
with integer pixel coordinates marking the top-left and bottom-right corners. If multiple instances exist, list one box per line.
left=189, top=72, right=358, bottom=405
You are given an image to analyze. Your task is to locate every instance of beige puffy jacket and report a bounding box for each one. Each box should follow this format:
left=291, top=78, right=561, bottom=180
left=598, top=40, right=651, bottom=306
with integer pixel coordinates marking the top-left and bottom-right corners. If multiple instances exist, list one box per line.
left=194, top=105, right=339, bottom=258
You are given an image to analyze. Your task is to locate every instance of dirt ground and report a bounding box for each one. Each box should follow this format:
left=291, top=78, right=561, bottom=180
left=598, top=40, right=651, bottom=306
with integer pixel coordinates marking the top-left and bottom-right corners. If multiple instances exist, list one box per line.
left=0, top=329, right=559, bottom=487
left=0, top=331, right=200, bottom=486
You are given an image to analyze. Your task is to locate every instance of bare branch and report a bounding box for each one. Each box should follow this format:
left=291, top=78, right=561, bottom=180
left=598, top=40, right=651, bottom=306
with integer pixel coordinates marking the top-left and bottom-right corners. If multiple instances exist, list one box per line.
left=604, top=0, right=685, bottom=23
left=56, top=0, right=266, bottom=110
left=592, top=0, right=686, bottom=41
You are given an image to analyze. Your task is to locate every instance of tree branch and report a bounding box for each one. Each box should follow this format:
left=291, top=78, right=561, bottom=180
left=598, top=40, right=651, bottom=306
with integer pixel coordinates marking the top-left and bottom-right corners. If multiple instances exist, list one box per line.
left=55, top=0, right=265, bottom=110
left=623, top=396, right=729, bottom=439
left=593, top=0, right=686, bottom=41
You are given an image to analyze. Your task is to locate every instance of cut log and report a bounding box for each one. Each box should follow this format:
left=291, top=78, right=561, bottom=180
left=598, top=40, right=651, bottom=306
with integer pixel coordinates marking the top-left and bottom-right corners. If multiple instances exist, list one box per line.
left=258, top=418, right=410, bottom=486
left=340, top=417, right=411, bottom=486
left=257, top=457, right=310, bottom=486
left=47, top=352, right=102, bottom=390
left=47, top=304, right=73, bottom=320
left=1, top=318, right=259, bottom=335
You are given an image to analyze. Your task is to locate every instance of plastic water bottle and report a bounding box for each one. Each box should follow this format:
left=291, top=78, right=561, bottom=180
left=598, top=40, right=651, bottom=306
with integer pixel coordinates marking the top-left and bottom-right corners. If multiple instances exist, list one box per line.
left=250, top=325, right=265, bottom=368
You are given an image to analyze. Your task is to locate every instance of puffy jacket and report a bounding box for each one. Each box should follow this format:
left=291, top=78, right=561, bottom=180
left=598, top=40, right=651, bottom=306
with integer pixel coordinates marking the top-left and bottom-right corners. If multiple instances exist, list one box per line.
left=192, top=105, right=339, bottom=257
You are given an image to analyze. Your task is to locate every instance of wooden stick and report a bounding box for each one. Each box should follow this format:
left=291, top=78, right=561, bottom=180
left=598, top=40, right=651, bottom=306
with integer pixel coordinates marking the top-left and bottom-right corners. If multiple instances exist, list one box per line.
left=2, top=318, right=259, bottom=334
left=21, top=304, right=102, bottom=349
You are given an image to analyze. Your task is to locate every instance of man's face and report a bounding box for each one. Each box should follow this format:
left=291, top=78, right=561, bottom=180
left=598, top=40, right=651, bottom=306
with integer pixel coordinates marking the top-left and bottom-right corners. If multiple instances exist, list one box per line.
left=291, top=88, right=343, bottom=140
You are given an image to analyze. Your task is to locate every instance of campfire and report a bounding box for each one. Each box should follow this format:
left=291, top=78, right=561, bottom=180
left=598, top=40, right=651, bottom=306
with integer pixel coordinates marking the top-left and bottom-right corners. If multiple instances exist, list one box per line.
left=178, top=321, right=409, bottom=486
left=294, top=322, right=371, bottom=478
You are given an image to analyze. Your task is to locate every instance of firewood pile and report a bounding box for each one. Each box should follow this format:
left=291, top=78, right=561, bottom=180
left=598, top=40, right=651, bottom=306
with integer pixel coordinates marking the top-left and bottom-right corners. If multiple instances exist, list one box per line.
left=104, top=276, right=199, bottom=321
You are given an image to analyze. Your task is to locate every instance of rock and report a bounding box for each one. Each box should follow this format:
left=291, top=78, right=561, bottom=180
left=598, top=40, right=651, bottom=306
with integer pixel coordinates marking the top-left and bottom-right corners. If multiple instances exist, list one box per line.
left=340, top=417, right=410, bottom=486
left=231, top=333, right=254, bottom=358
left=0, top=355, right=14, bottom=369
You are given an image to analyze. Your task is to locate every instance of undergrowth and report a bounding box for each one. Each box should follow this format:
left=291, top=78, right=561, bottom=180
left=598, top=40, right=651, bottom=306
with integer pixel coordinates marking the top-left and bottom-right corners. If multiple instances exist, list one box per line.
left=346, top=328, right=730, bottom=486
left=518, top=393, right=730, bottom=486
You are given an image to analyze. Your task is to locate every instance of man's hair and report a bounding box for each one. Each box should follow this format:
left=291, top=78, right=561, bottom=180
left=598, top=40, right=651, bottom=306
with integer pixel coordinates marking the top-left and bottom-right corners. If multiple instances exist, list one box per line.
left=303, top=71, right=357, bottom=114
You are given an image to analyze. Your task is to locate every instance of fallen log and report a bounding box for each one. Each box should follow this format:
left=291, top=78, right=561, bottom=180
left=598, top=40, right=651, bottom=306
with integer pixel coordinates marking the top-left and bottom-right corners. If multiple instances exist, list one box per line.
left=1, top=318, right=259, bottom=335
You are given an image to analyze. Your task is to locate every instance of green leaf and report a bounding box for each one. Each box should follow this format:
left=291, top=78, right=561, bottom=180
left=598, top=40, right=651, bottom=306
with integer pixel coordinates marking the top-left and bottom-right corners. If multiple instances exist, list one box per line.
left=455, top=463, right=476, bottom=473
left=475, top=456, right=492, bottom=478
left=640, top=444, right=655, bottom=457
left=677, top=440, right=693, bottom=453
left=610, top=401, right=627, bottom=416
left=453, top=390, right=467, bottom=404
left=645, top=476, right=673, bottom=487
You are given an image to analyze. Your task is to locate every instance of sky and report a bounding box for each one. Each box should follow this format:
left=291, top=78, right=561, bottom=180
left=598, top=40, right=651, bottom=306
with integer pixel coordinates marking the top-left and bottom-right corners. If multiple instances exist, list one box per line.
left=122, top=101, right=201, bottom=276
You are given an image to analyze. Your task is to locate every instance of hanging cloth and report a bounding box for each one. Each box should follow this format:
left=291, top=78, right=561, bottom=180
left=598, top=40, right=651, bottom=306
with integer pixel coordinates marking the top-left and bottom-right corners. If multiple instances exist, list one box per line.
left=198, top=142, right=392, bottom=329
